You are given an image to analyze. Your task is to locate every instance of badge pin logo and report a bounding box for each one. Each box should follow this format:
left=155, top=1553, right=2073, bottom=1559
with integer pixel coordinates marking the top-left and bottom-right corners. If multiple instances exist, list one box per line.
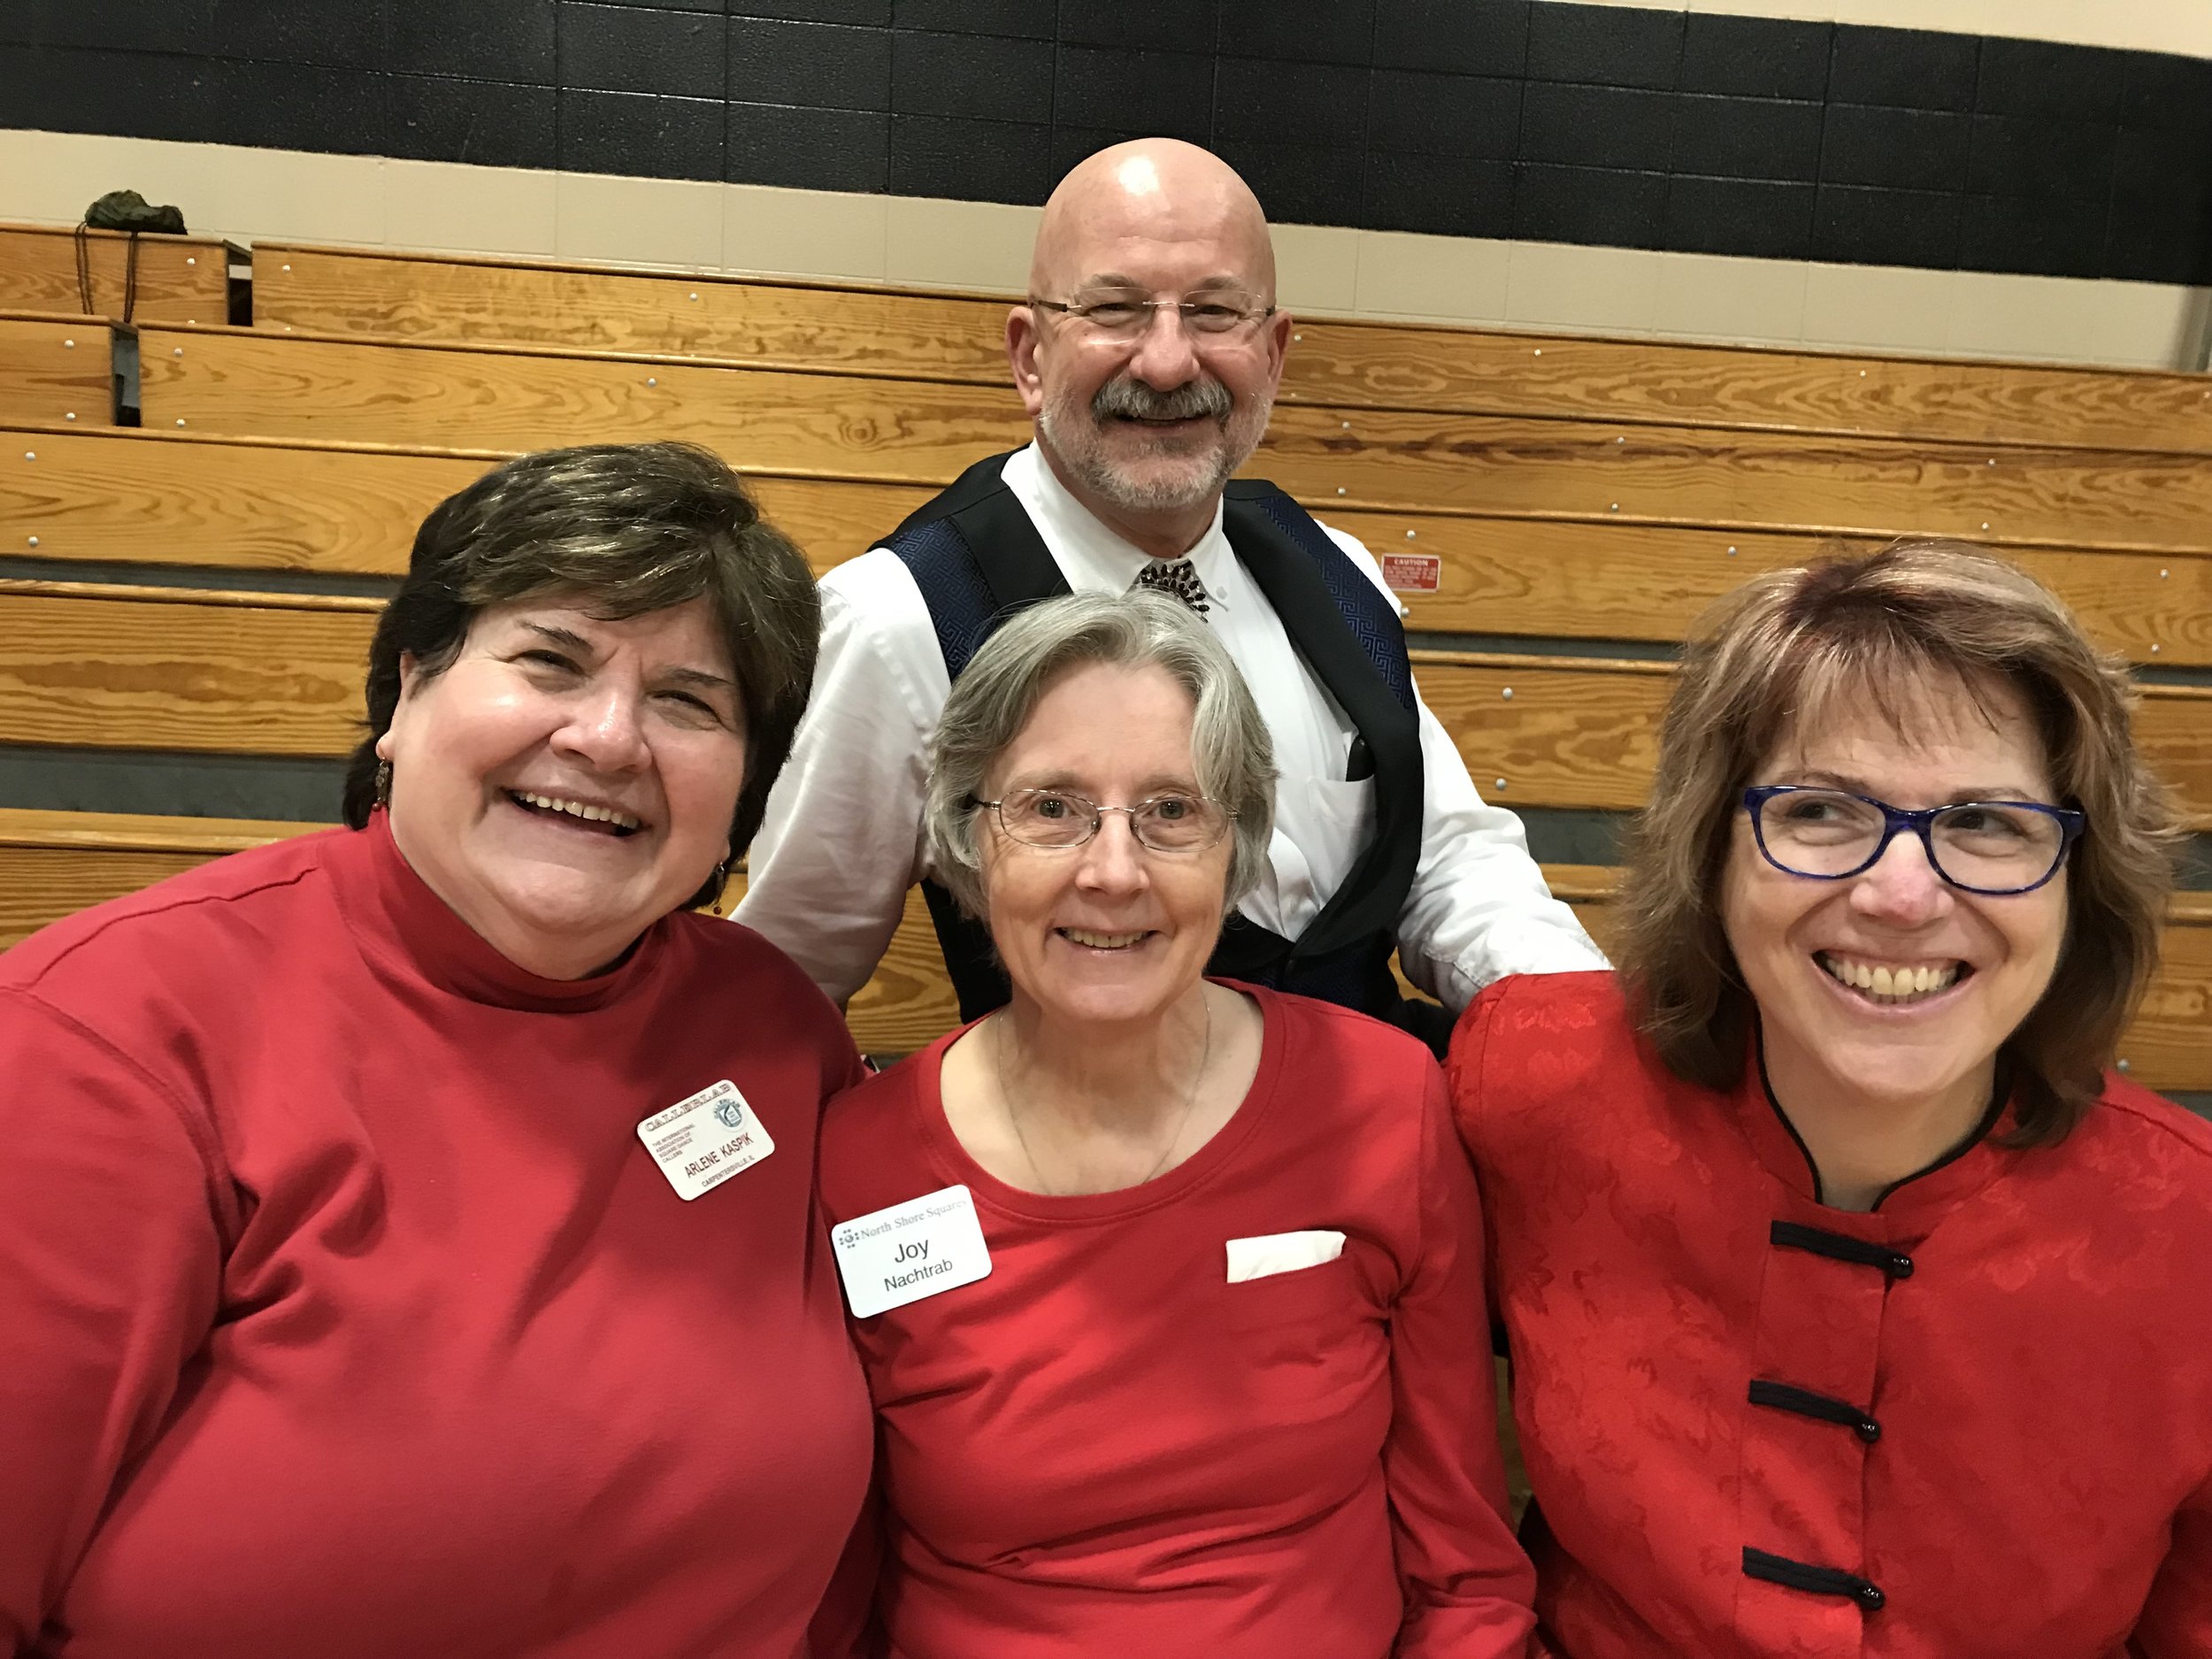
left=713, top=1098, right=744, bottom=1129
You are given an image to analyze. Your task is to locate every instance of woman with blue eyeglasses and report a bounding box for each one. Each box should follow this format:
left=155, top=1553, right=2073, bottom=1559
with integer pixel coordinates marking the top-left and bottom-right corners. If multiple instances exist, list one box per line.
left=1448, top=541, right=2211, bottom=1658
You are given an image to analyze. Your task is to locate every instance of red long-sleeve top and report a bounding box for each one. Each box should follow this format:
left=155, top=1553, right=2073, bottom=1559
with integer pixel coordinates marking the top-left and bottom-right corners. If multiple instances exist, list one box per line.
left=0, top=816, right=873, bottom=1659
left=1449, top=971, right=2212, bottom=1659
left=817, top=985, right=1536, bottom=1659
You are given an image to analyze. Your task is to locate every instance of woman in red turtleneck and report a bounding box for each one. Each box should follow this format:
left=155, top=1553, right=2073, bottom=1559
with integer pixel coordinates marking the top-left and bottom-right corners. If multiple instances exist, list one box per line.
left=0, top=444, right=872, bottom=1659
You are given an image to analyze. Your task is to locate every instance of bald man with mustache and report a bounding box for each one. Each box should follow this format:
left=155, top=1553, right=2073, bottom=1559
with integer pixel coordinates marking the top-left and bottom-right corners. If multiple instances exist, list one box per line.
left=738, top=139, right=1601, bottom=1048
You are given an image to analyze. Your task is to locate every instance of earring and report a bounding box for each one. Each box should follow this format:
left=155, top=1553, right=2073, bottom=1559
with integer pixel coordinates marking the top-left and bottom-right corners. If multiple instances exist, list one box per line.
left=374, top=758, right=393, bottom=804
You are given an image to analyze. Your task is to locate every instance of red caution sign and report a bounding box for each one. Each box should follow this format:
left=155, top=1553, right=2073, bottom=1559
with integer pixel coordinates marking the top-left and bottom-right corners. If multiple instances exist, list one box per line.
left=1381, top=552, right=1440, bottom=593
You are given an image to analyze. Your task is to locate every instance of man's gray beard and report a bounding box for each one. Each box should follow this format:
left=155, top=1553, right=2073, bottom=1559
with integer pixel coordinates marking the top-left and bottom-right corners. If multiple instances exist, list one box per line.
left=1037, top=388, right=1274, bottom=517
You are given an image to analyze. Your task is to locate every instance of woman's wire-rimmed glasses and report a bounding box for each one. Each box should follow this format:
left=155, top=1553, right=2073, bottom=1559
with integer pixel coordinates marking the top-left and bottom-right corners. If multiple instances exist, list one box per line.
left=972, top=787, right=1235, bottom=854
left=1025, top=288, right=1277, bottom=339
left=1742, top=785, right=2085, bottom=895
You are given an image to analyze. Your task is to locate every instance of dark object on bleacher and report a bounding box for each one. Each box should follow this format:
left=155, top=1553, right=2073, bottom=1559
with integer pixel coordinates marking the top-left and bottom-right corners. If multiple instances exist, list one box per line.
left=74, top=190, right=188, bottom=325
left=84, top=189, right=188, bottom=234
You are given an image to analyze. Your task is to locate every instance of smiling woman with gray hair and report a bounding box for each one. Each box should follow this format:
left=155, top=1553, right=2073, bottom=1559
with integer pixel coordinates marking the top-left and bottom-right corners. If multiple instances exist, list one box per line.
left=922, top=589, right=1277, bottom=919
left=818, top=590, right=1536, bottom=1659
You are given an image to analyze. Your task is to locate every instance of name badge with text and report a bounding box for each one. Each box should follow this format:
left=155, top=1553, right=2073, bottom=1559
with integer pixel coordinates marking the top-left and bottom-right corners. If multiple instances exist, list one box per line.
left=831, top=1184, right=992, bottom=1318
left=636, top=1079, right=774, bottom=1201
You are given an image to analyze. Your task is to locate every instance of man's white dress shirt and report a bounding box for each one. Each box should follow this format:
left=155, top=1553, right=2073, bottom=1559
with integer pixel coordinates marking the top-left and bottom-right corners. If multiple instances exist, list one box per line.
left=737, top=445, right=1605, bottom=1011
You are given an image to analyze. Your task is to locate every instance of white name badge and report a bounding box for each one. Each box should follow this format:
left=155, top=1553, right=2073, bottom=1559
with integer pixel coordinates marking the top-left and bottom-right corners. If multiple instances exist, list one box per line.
left=635, top=1079, right=774, bottom=1201
left=831, top=1184, right=992, bottom=1318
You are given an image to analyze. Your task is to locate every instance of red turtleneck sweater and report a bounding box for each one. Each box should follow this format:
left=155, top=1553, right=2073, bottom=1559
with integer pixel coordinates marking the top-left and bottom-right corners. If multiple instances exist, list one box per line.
left=0, top=817, right=872, bottom=1659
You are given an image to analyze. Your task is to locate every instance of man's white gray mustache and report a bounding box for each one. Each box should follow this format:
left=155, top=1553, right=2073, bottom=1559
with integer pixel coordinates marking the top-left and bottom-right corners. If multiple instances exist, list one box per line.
left=1092, top=375, right=1234, bottom=424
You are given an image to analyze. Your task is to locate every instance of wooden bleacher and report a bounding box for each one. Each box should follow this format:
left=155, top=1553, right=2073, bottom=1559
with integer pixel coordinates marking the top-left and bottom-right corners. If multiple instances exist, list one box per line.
left=7, top=424, right=2207, bottom=667
left=137, top=324, right=1030, bottom=477
left=0, top=314, right=110, bottom=426
left=0, top=567, right=2203, bottom=1081
left=133, top=321, right=2212, bottom=553
left=0, top=580, right=377, bottom=754
left=3, top=570, right=2204, bottom=827
left=0, top=222, right=232, bottom=326
left=253, top=242, right=2212, bottom=457
left=255, top=243, right=1014, bottom=382
left=1, top=235, right=2208, bottom=1090
left=1, top=426, right=935, bottom=580
left=0, top=807, right=318, bottom=949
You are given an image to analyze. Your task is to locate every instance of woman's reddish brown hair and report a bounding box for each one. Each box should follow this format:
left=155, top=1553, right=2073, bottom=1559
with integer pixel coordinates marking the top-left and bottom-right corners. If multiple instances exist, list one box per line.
left=1610, top=539, right=2182, bottom=1144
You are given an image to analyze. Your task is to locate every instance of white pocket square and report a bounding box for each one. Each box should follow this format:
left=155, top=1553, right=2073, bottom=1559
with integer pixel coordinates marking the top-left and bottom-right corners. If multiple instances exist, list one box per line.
left=1225, top=1229, right=1346, bottom=1283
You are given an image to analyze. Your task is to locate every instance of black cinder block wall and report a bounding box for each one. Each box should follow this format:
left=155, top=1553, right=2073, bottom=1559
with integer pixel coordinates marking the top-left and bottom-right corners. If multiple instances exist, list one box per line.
left=2, top=0, right=2209, bottom=283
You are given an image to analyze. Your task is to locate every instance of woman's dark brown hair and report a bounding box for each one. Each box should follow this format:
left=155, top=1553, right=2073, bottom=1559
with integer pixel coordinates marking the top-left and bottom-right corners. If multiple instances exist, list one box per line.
left=1610, top=539, right=2182, bottom=1145
left=342, top=442, right=820, bottom=909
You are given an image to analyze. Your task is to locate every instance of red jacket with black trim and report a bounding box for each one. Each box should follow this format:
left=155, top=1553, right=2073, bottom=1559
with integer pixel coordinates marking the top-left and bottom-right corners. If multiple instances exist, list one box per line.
left=1449, top=971, right=2212, bottom=1659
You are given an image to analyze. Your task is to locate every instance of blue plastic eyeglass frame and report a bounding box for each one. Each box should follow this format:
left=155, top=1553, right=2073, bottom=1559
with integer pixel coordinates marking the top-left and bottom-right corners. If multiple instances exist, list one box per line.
left=1741, top=785, right=2085, bottom=895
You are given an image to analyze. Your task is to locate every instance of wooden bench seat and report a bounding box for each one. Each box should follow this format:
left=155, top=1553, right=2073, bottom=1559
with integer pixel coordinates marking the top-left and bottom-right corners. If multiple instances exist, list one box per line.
left=254, top=244, right=1013, bottom=383
left=250, top=242, right=2212, bottom=457
left=0, top=315, right=109, bottom=426
left=2, top=426, right=492, bottom=574
left=0, top=222, right=231, bottom=326
left=134, top=325, right=2212, bottom=556
left=137, top=323, right=1032, bottom=484
left=0, top=424, right=937, bottom=581
left=2137, top=893, right=2212, bottom=1091
left=1333, top=515, right=2212, bottom=668
left=1258, top=405, right=2212, bottom=554
left=0, top=806, right=318, bottom=949
left=3, top=807, right=2202, bottom=1090
left=5, top=581, right=2207, bottom=833
left=0, top=580, right=380, bottom=757
left=1276, top=322, right=2212, bottom=457
left=14, top=426, right=2206, bottom=668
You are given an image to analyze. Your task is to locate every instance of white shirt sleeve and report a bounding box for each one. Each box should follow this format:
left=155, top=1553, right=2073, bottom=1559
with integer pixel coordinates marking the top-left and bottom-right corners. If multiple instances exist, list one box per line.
left=1316, top=522, right=1610, bottom=1012
left=733, top=549, right=951, bottom=1007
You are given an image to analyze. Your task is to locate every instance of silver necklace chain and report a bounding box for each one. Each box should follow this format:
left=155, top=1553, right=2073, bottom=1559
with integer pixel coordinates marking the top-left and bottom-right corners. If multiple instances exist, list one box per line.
left=991, top=995, right=1214, bottom=1198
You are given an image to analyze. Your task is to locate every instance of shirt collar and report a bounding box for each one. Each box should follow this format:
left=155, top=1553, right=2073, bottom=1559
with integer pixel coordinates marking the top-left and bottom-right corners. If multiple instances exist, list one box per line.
left=1002, top=442, right=1238, bottom=614
left=334, top=809, right=664, bottom=1011
left=1731, top=1020, right=2017, bottom=1233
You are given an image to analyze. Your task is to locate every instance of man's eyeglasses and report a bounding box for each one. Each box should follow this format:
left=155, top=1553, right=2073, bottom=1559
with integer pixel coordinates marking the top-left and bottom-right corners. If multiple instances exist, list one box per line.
left=1026, top=288, right=1276, bottom=339
left=971, top=787, right=1235, bottom=854
left=1741, top=785, right=2085, bottom=895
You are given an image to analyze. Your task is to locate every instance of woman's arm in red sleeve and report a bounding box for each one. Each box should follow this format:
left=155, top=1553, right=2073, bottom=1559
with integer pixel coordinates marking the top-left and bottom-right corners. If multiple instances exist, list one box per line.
left=0, top=991, right=224, bottom=1651
left=1385, top=1060, right=1537, bottom=1659
left=2131, top=1465, right=2212, bottom=1657
left=1443, top=979, right=1509, bottom=1164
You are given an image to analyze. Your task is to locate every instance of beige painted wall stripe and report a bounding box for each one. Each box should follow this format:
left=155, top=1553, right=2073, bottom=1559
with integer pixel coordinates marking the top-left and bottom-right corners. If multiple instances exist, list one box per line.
left=3, top=127, right=2207, bottom=371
